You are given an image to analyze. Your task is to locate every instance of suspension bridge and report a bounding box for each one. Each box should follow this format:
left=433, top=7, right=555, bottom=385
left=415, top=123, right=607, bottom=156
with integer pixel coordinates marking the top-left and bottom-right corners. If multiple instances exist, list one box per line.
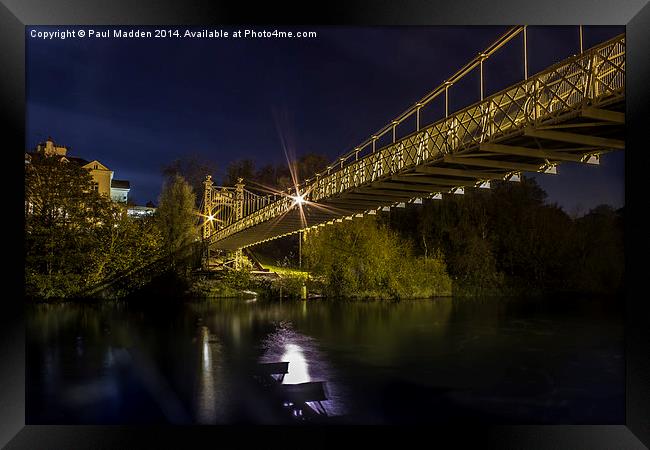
left=201, top=26, right=625, bottom=263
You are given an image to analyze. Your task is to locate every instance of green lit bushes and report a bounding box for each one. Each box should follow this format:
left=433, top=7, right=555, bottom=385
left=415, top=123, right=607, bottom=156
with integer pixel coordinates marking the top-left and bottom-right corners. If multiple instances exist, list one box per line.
left=303, top=216, right=452, bottom=299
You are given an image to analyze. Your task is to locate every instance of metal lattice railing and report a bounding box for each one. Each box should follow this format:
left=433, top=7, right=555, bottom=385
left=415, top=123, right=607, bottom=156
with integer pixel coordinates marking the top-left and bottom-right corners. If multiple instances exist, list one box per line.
left=201, top=176, right=276, bottom=239
left=207, top=32, right=625, bottom=246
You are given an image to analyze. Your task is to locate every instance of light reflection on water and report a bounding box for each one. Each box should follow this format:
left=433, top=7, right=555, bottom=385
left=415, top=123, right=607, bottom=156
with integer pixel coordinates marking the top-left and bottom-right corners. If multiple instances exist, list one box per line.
left=281, top=344, right=310, bottom=384
left=196, top=326, right=221, bottom=424
left=260, top=321, right=347, bottom=417
left=26, top=297, right=624, bottom=424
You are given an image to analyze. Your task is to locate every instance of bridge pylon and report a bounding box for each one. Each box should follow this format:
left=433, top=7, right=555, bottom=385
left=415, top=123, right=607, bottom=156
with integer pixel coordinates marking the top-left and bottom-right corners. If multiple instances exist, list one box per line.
left=233, top=178, right=245, bottom=269
left=202, top=175, right=215, bottom=239
left=202, top=175, right=250, bottom=270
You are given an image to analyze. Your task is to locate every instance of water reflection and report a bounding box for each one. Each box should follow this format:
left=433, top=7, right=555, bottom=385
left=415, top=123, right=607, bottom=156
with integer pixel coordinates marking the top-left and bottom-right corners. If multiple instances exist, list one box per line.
left=260, top=321, right=346, bottom=417
left=196, top=325, right=223, bottom=424
left=281, top=344, right=310, bottom=384
left=27, top=297, right=624, bottom=425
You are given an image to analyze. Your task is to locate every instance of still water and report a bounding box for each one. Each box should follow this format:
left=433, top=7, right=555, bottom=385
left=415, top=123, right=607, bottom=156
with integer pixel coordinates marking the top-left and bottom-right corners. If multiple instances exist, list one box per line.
left=26, top=296, right=624, bottom=424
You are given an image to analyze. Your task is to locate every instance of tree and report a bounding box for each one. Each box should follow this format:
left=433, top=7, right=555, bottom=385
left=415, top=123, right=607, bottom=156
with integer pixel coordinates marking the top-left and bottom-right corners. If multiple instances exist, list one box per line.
left=162, top=155, right=218, bottom=207
left=25, top=154, right=162, bottom=298
left=569, top=204, right=624, bottom=293
left=156, top=174, right=198, bottom=268
left=224, top=153, right=329, bottom=192
left=225, top=159, right=255, bottom=186
left=304, top=216, right=451, bottom=298
left=296, top=152, right=328, bottom=182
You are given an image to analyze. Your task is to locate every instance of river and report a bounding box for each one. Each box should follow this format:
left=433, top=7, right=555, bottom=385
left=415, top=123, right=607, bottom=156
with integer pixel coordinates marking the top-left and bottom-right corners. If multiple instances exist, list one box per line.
left=26, top=295, right=624, bottom=424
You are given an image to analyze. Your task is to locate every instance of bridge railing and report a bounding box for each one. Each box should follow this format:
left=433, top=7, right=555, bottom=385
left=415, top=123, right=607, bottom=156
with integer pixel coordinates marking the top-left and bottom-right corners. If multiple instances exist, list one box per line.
left=304, top=27, right=523, bottom=182
left=307, top=33, right=624, bottom=201
left=208, top=33, right=624, bottom=245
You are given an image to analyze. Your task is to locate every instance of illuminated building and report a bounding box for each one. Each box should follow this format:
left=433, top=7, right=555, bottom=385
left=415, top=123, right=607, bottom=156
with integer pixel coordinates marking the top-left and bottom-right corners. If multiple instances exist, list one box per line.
left=127, top=202, right=157, bottom=218
left=25, top=137, right=131, bottom=204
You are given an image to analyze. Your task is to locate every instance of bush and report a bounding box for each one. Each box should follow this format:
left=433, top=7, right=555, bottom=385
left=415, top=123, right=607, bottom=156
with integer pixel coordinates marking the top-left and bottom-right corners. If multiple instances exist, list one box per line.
left=274, top=274, right=306, bottom=298
left=186, top=269, right=254, bottom=298
left=304, top=217, right=452, bottom=299
left=25, top=272, right=84, bottom=299
left=222, top=267, right=252, bottom=290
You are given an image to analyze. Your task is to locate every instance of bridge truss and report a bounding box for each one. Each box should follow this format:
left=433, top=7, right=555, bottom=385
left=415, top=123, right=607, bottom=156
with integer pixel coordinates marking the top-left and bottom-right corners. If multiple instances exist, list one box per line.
left=203, top=28, right=625, bottom=252
left=201, top=176, right=276, bottom=267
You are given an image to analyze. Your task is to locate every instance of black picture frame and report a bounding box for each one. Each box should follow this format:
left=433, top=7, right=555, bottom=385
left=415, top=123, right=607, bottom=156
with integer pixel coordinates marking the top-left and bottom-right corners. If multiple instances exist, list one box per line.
left=3, top=0, right=648, bottom=448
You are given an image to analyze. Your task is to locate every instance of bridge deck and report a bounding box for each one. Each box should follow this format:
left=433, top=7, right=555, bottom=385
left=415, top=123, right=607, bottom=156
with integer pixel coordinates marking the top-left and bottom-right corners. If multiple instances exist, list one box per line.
left=207, top=33, right=625, bottom=251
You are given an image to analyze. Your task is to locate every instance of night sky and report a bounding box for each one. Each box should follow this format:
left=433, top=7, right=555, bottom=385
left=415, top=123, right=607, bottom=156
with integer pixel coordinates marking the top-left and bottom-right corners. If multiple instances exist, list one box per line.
left=26, top=25, right=624, bottom=214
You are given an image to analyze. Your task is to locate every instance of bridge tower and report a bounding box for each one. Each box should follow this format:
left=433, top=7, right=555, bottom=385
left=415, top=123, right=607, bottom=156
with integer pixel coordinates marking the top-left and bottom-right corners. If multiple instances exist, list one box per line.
left=202, top=175, right=249, bottom=270
left=233, top=178, right=245, bottom=269
left=202, top=175, right=215, bottom=240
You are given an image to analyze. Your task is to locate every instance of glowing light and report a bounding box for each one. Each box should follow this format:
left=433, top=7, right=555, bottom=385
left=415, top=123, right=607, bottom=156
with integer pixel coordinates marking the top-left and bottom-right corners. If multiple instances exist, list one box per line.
left=203, top=338, right=211, bottom=370
left=508, top=173, right=521, bottom=182
left=207, top=214, right=215, bottom=221
left=281, top=344, right=310, bottom=384
left=198, top=326, right=218, bottom=424
left=291, top=193, right=306, bottom=206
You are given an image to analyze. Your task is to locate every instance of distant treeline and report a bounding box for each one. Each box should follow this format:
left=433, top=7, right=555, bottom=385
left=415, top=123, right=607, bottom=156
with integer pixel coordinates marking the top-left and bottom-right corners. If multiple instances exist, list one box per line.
left=382, top=176, right=624, bottom=295
left=162, top=152, right=329, bottom=205
left=221, top=153, right=329, bottom=193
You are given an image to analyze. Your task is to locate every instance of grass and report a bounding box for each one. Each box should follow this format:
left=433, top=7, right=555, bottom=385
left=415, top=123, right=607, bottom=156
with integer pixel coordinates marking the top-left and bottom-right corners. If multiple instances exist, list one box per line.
left=259, top=263, right=309, bottom=279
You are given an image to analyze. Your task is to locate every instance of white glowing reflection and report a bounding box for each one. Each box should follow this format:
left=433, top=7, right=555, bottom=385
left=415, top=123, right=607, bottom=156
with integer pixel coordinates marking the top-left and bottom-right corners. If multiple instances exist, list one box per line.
left=281, top=343, right=310, bottom=385
left=197, top=326, right=222, bottom=424
left=260, top=323, right=347, bottom=417
left=202, top=336, right=211, bottom=371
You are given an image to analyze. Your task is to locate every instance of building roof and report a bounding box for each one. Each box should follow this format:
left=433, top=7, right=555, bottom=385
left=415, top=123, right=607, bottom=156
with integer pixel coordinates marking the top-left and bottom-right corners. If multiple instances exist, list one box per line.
left=66, top=156, right=90, bottom=166
left=111, top=179, right=130, bottom=189
left=25, top=151, right=90, bottom=166
left=82, top=160, right=111, bottom=171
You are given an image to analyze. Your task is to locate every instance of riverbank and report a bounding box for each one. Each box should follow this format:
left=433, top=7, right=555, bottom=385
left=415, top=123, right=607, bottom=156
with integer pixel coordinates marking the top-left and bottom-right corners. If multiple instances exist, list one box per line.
left=183, top=266, right=623, bottom=301
left=186, top=264, right=452, bottom=300
left=186, top=267, right=309, bottom=300
left=25, top=267, right=623, bottom=302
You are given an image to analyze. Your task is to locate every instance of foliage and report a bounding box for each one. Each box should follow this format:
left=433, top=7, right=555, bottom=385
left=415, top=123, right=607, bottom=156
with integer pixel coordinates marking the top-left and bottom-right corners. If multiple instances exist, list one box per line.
left=225, top=159, right=256, bottom=187
left=224, top=152, right=328, bottom=191
left=303, top=216, right=452, bottom=299
left=25, top=154, right=163, bottom=299
left=187, top=273, right=253, bottom=298
left=222, top=267, right=252, bottom=290
left=155, top=174, right=198, bottom=268
left=388, top=176, right=624, bottom=295
left=162, top=155, right=218, bottom=208
left=569, top=205, right=624, bottom=294
left=272, top=274, right=306, bottom=298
